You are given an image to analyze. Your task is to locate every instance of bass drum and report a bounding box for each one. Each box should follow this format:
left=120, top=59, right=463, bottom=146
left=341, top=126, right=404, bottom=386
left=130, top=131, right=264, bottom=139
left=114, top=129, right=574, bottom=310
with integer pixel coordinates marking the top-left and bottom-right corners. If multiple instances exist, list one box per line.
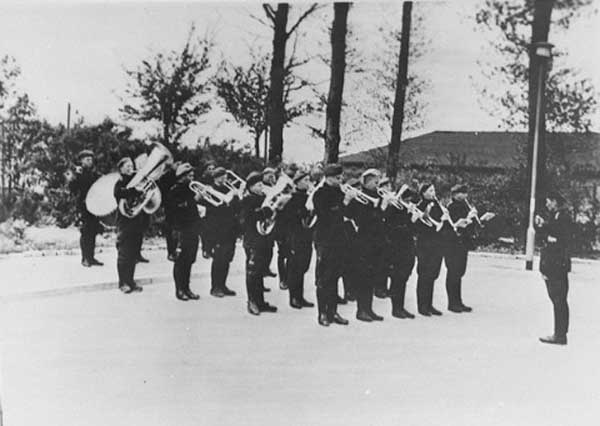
left=86, top=172, right=120, bottom=230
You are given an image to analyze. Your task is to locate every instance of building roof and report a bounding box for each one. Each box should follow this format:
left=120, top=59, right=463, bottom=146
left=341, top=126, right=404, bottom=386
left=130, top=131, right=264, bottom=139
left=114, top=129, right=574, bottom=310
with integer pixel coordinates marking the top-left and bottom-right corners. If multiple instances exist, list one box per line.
left=339, top=131, right=600, bottom=173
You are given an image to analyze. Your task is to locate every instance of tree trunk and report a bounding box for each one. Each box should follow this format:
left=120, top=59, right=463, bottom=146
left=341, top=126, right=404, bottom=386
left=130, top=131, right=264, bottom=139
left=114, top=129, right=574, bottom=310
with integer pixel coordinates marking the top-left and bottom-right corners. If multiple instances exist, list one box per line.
left=268, top=3, right=289, bottom=164
left=527, top=0, right=554, bottom=201
left=323, top=2, right=350, bottom=164
left=386, top=1, right=412, bottom=186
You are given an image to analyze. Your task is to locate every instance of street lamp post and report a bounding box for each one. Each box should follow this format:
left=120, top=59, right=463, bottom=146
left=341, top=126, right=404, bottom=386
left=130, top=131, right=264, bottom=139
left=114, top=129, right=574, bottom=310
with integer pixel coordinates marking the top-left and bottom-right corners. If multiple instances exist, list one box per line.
left=525, top=42, right=553, bottom=271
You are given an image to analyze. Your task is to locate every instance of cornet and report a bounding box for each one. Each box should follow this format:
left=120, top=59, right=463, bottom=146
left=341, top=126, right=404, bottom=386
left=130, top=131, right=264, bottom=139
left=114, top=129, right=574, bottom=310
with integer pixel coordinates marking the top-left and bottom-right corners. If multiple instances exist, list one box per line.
left=340, top=183, right=379, bottom=207
left=189, top=181, right=226, bottom=207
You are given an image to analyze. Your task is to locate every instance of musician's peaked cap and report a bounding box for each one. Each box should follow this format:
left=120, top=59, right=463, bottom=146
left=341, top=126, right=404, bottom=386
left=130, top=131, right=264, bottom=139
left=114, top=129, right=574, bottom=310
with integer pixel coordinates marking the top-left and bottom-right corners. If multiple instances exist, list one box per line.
left=379, top=177, right=390, bottom=187
left=323, top=163, right=343, bottom=177
left=360, top=168, right=380, bottom=183
left=293, top=170, right=310, bottom=183
left=246, top=171, right=263, bottom=187
left=546, top=190, right=566, bottom=206
left=262, top=167, right=277, bottom=176
left=451, top=183, right=468, bottom=194
left=212, top=167, right=227, bottom=179
left=176, top=162, right=194, bottom=178
left=77, top=149, right=94, bottom=161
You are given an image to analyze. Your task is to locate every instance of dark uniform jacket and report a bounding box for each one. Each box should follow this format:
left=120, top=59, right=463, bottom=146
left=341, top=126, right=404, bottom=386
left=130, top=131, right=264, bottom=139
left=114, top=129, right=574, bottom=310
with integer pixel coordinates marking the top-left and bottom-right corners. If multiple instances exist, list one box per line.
left=69, top=168, right=99, bottom=218
left=240, top=192, right=274, bottom=248
left=536, top=209, right=572, bottom=278
left=313, top=183, right=351, bottom=247
left=113, top=175, right=147, bottom=232
left=383, top=203, right=416, bottom=252
left=448, top=199, right=478, bottom=249
left=415, top=198, right=454, bottom=243
left=157, top=169, right=177, bottom=226
left=165, top=181, right=201, bottom=232
left=280, top=190, right=312, bottom=244
left=204, top=184, right=241, bottom=247
left=346, top=188, right=386, bottom=253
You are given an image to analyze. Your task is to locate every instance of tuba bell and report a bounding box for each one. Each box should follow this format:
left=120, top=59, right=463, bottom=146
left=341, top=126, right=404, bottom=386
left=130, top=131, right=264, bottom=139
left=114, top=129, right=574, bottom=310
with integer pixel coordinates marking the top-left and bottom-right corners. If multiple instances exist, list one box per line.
left=256, top=174, right=295, bottom=236
left=118, top=142, right=172, bottom=218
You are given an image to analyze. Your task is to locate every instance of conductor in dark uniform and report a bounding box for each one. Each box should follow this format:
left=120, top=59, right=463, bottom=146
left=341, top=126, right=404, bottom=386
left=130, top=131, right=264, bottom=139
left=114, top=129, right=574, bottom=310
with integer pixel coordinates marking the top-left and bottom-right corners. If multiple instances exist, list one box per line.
left=535, top=191, right=572, bottom=345
left=66, top=149, right=103, bottom=267
left=204, top=167, right=240, bottom=298
left=312, top=164, right=350, bottom=326
left=240, top=172, right=282, bottom=315
left=113, top=157, right=145, bottom=293
left=165, top=163, right=202, bottom=301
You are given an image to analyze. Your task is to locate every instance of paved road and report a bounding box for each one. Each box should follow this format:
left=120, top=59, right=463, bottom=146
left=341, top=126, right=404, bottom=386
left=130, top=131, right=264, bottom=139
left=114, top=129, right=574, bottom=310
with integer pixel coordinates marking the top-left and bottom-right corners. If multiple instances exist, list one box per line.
left=1, top=249, right=599, bottom=425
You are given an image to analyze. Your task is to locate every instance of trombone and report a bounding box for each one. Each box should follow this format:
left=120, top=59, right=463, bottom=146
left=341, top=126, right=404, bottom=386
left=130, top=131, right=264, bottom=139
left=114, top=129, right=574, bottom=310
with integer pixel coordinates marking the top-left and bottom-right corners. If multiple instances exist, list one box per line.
left=340, top=183, right=379, bottom=207
left=189, top=181, right=226, bottom=207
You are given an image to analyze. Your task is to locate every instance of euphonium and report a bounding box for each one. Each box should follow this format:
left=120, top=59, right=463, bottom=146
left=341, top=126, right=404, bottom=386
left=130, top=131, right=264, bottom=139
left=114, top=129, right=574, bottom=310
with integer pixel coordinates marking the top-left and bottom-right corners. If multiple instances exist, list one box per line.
left=257, top=174, right=295, bottom=235
left=189, top=181, right=226, bottom=207
left=340, top=183, right=379, bottom=206
left=118, top=142, right=172, bottom=218
left=224, top=170, right=246, bottom=193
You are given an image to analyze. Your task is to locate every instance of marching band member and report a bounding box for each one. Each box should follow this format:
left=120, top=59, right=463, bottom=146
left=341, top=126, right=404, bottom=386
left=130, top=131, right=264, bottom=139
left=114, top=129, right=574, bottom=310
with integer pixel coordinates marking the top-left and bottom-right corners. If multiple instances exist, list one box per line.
left=444, top=184, right=493, bottom=313
left=113, top=157, right=145, bottom=293
left=157, top=159, right=179, bottom=261
left=312, top=164, right=351, bottom=326
left=535, top=191, right=572, bottom=345
left=241, top=171, right=285, bottom=315
left=280, top=170, right=315, bottom=309
left=65, top=149, right=103, bottom=267
left=414, top=182, right=452, bottom=316
left=165, top=163, right=203, bottom=301
left=204, top=167, right=241, bottom=298
left=345, top=169, right=386, bottom=322
left=379, top=180, right=419, bottom=319
left=274, top=163, right=299, bottom=290
left=261, top=167, right=278, bottom=281
left=340, top=178, right=360, bottom=304
left=198, top=160, right=216, bottom=259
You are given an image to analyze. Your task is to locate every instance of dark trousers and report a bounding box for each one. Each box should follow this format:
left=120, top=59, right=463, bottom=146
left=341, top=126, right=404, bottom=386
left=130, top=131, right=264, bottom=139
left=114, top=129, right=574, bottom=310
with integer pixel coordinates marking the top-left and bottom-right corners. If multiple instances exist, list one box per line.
left=545, top=274, right=569, bottom=337
left=342, top=240, right=359, bottom=298
left=355, top=246, right=384, bottom=314
left=162, top=221, right=176, bottom=257
left=277, top=238, right=290, bottom=284
left=244, top=242, right=267, bottom=305
left=444, top=243, right=469, bottom=308
left=117, top=229, right=143, bottom=286
left=264, top=236, right=275, bottom=275
left=416, top=238, right=444, bottom=312
left=211, top=239, right=236, bottom=291
left=388, top=246, right=416, bottom=310
left=80, top=216, right=100, bottom=262
left=286, top=237, right=312, bottom=302
left=315, top=244, right=343, bottom=319
left=173, top=231, right=199, bottom=293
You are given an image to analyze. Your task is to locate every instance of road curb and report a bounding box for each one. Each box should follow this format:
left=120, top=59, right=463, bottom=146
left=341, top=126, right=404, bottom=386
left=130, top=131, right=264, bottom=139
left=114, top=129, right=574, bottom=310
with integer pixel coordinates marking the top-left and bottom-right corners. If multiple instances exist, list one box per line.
left=0, top=272, right=206, bottom=302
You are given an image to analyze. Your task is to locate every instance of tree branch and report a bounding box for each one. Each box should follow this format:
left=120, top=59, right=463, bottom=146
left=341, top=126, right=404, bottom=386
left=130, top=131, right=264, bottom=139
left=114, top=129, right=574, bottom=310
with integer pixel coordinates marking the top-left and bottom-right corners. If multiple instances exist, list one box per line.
left=286, top=3, right=320, bottom=39
left=262, top=4, right=276, bottom=22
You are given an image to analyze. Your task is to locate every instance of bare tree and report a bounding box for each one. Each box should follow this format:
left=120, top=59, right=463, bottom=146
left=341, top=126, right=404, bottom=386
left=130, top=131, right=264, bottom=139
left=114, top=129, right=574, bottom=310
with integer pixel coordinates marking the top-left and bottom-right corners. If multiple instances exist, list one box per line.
left=323, top=2, right=350, bottom=164
left=261, top=3, right=319, bottom=163
left=120, top=25, right=214, bottom=150
left=387, top=1, right=413, bottom=185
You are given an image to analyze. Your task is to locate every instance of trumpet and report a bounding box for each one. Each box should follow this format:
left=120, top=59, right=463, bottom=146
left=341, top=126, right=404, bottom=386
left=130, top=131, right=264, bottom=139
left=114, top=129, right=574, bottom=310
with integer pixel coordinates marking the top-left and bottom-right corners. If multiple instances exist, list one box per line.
left=189, top=181, right=226, bottom=207
left=377, top=188, right=406, bottom=210
left=340, top=183, right=379, bottom=206
left=257, top=174, right=295, bottom=235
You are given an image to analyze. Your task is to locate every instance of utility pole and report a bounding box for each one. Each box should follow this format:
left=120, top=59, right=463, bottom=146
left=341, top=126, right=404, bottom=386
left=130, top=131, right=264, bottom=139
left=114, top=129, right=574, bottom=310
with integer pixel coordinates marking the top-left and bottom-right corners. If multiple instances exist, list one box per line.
left=66, top=102, right=71, bottom=131
left=525, top=42, right=553, bottom=270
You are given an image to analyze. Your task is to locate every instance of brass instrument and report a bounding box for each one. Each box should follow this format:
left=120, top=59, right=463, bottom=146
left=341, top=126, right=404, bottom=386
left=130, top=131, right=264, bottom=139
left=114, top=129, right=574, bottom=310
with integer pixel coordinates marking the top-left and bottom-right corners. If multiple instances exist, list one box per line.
left=189, top=181, right=226, bottom=207
left=257, top=174, right=295, bottom=235
left=302, top=177, right=325, bottom=229
left=85, top=172, right=121, bottom=229
left=340, top=183, right=379, bottom=206
left=465, top=198, right=482, bottom=226
left=118, top=143, right=172, bottom=218
left=224, top=170, right=246, bottom=193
